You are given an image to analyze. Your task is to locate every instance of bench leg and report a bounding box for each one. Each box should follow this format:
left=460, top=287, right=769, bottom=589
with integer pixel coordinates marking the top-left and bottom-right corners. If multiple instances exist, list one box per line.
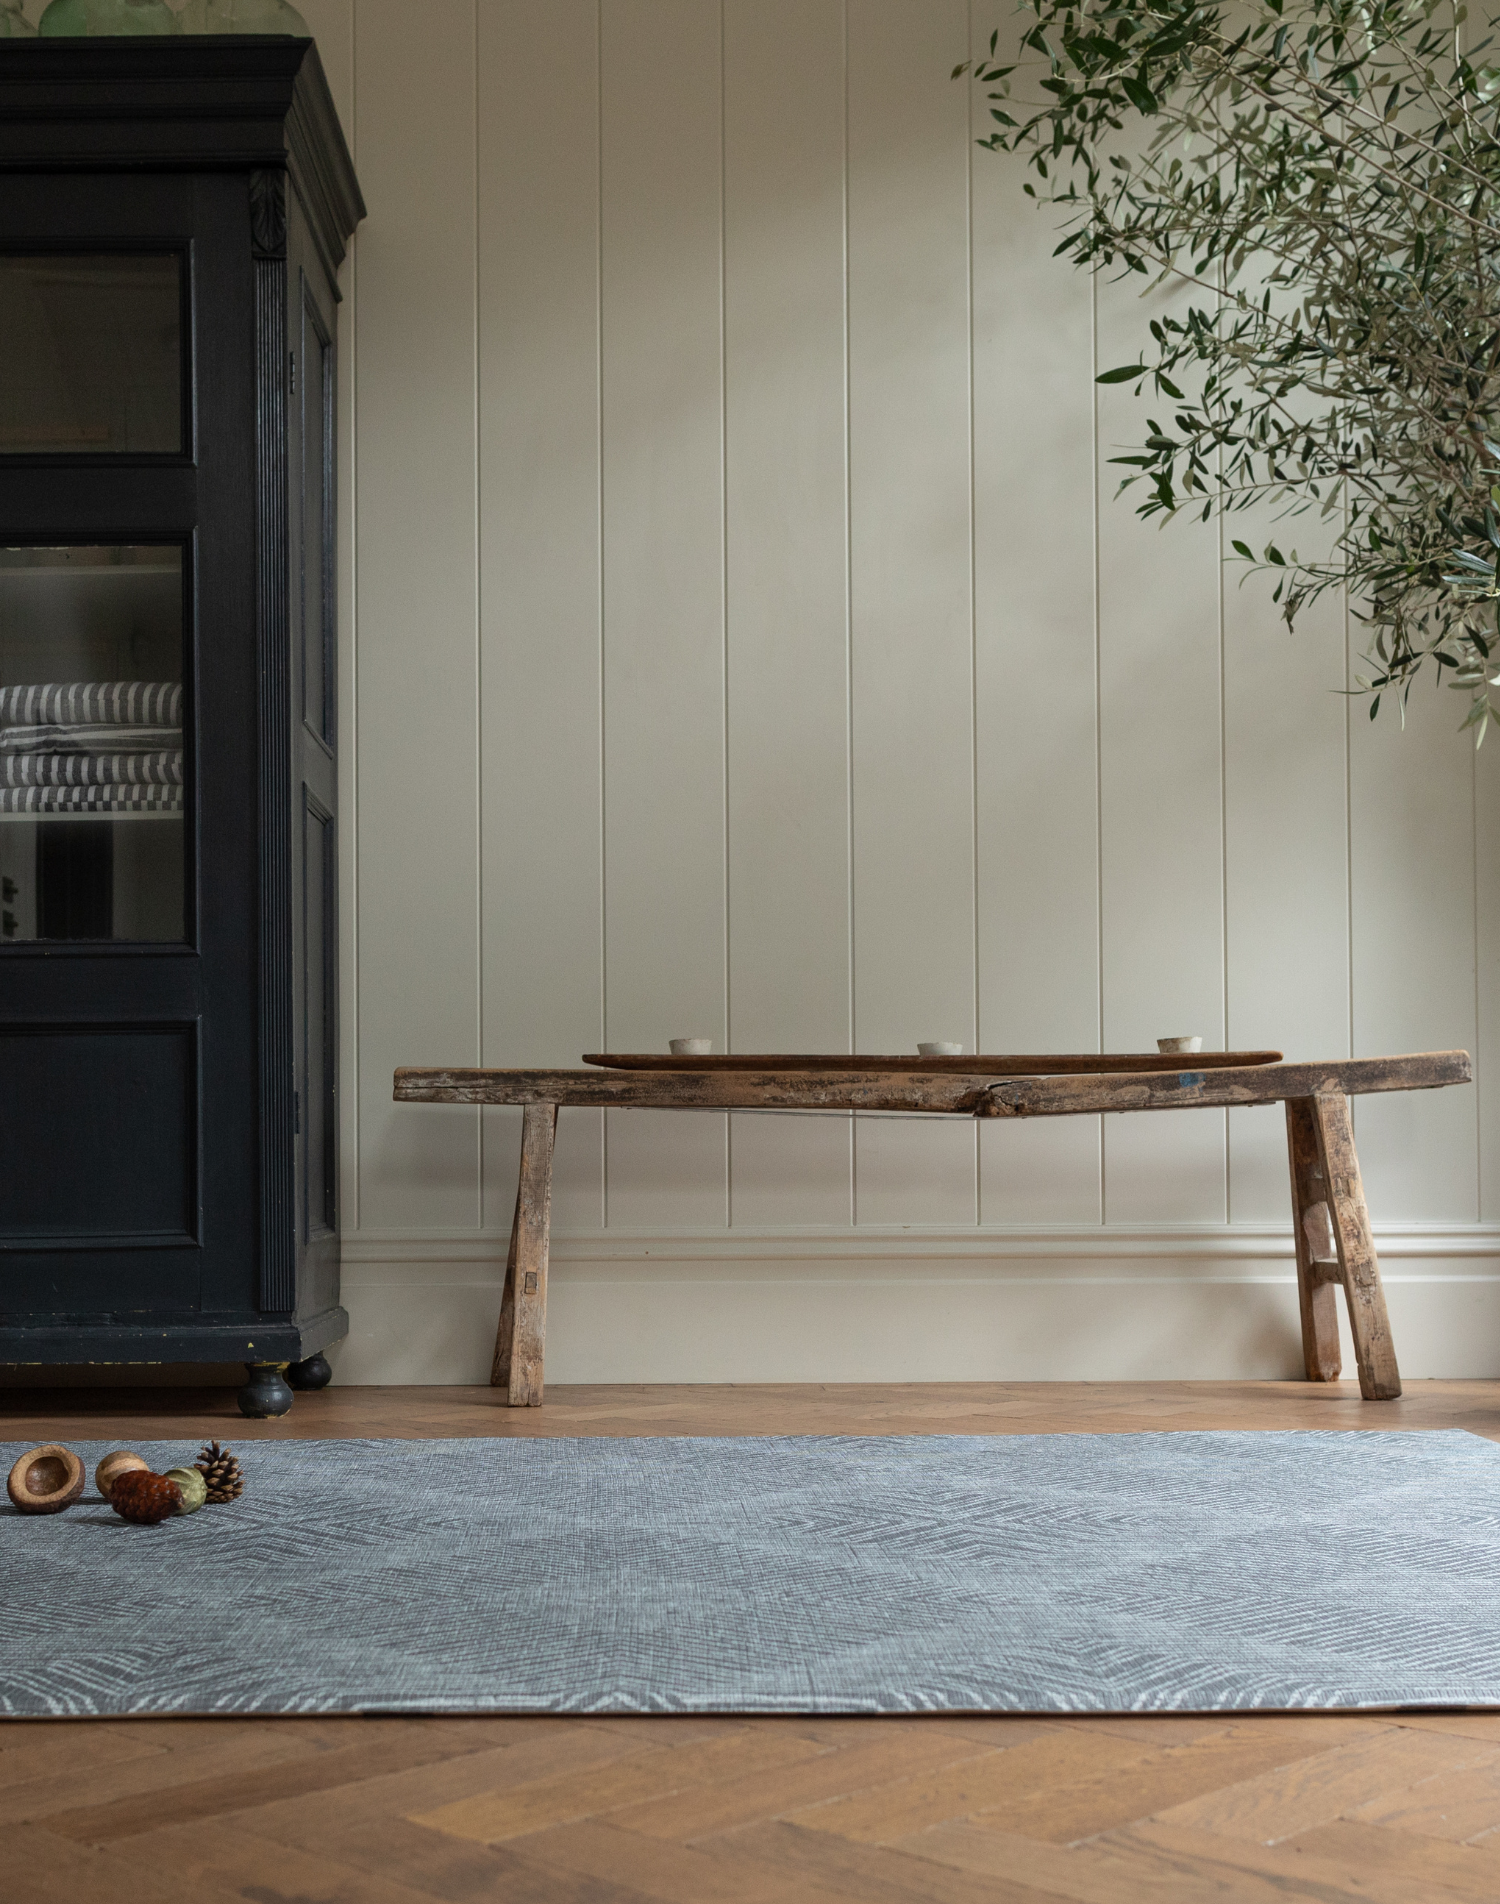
left=1309, top=1089, right=1402, bottom=1400
left=490, top=1186, right=522, bottom=1391
left=498, top=1101, right=557, bottom=1407
left=1284, top=1096, right=1342, bottom=1382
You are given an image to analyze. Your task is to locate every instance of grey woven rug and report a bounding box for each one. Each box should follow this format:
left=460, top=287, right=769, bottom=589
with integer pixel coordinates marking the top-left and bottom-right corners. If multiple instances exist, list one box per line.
left=3, top=1430, right=1499, bottom=1717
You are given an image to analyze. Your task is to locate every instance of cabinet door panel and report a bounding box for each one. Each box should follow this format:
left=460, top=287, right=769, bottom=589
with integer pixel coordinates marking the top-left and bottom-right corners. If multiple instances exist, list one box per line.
left=288, top=226, right=340, bottom=1297
left=303, top=791, right=336, bottom=1239
left=300, top=284, right=335, bottom=746
left=0, top=1023, right=197, bottom=1247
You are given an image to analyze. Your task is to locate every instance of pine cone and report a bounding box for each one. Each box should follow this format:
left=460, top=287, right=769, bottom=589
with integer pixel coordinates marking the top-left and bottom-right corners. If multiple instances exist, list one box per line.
left=194, top=1441, right=244, bottom=1504
left=109, top=1470, right=182, bottom=1525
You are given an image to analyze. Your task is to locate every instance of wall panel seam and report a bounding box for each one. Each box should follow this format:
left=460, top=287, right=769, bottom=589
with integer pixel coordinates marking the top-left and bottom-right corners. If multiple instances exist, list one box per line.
left=966, top=0, right=981, bottom=1226
left=348, top=0, right=362, bottom=1232
left=720, top=0, right=733, bottom=1226
left=472, top=0, right=484, bottom=1228
left=1474, top=705, right=1484, bottom=1214
left=1216, top=307, right=1229, bottom=1224
left=597, top=0, right=610, bottom=1226
left=1090, top=271, right=1104, bottom=1222
left=842, top=0, right=856, bottom=1224
left=1344, top=532, right=1354, bottom=1070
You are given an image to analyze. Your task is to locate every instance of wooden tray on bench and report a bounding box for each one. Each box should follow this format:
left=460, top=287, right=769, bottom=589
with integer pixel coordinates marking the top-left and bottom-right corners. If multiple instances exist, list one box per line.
left=581, top=1050, right=1284, bottom=1075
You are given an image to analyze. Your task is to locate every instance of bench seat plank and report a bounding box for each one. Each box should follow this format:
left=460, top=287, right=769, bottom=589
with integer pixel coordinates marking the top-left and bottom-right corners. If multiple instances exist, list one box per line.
left=394, top=1052, right=1471, bottom=1115
left=979, top=1052, right=1471, bottom=1118
left=395, top=1069, right=997, bottom=1112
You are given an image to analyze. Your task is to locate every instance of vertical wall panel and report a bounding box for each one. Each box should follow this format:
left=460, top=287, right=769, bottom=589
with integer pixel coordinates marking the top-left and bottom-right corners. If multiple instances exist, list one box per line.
left=969, top=14, right=1101, bottom=1226
left=1466, top=1, right=1500, bottom=1230
left=723, top=0, right=852, bottom=1227
left=353, top=0, right=480, bottom=1229
left=1095, top=280, right=1227, bottom=1222
left=1478, top=730, right=1500, bottom=1221
left=477, top=0, right=605, bottom=1233
left=600, top=0, right=728, bottom=1227
left=1223, top=518, right=1350, bottom=1221
left=1351, top=671, right=1478, bottom=1222
left=846, top=0, right=977, bottom=1226
left=298, top=0, right=353, bottom=128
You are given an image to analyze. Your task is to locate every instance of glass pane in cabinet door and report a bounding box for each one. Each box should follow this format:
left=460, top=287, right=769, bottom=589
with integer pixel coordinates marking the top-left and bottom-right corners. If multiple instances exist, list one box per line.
left=0, top=546, right=185, bottom=944
left=0, top=254, right=182, bottom=455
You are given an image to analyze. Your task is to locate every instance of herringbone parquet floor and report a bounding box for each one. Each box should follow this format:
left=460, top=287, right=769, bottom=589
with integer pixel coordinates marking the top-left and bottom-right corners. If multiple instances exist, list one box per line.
left=5, top=1379, right=1500, bottom=1903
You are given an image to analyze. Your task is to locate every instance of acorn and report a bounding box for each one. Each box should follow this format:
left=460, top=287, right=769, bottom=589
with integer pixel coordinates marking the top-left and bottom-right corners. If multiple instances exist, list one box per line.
left=95, top=1450, right=150, bottom=1502
left=164, top=1466, right=207, bottom=1515
left=108, top=1470, right=182, bottom=1525
left=6, top=1444, right=86, bottom=1515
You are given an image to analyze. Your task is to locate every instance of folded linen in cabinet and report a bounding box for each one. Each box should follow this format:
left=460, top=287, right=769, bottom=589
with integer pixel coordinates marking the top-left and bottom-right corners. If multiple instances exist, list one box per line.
left=0, top=681, right=182, bottom=727
left=0, top=723, right=180, bottom=755
left=0, top=782, right=183, bottom=814
left=0, top=749, right=183, bottom=789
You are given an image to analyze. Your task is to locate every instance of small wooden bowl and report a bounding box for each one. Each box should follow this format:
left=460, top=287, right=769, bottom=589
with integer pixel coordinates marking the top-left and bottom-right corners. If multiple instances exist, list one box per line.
left=95, top=1450, right=149, bottom=1501
left=7, top=1444, right=86, bottom=1515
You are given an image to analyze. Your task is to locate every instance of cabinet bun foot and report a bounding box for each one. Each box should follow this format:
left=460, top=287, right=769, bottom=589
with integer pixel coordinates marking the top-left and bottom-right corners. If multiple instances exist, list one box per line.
left=238, top=1363, right=294, bottom=1418
left=286, top=1352, right=332, bottom=1391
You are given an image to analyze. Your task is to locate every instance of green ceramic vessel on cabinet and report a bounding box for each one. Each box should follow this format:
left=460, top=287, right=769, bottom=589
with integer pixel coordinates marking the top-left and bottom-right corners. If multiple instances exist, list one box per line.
left=179, top=0, right=308, bottom=30
left=39, top=0, right=178, bottom=33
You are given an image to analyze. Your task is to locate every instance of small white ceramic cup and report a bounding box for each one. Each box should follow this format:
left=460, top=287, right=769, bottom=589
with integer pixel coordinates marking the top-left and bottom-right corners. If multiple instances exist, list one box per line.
left=917, top=1041, right=964, bottom=1058
left=669, top=1037, right=713, bottom=1057
left=1157, top=1036, right=1203, bottom=1055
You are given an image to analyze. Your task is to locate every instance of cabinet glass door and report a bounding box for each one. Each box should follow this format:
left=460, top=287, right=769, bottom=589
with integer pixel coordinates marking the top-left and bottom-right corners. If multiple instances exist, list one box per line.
left=0, top=545, right=185, bottom=943
left=0, top=252, right=183, bottom=455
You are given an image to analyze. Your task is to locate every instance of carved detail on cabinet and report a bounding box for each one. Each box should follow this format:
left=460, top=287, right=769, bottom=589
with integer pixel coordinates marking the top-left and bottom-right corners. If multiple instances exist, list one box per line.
left=250, top=168, right=288, bottom=261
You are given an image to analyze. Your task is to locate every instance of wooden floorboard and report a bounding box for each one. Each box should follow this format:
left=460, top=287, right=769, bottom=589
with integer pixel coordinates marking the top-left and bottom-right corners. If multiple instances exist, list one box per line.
left=4, top=1379, right=1500, bottom=1901
left=6, top=1375, right=1500, bottom=1442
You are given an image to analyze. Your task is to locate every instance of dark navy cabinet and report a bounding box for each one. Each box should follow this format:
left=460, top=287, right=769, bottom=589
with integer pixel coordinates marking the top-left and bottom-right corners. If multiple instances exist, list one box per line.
left=0, top=39, right=363, bottom=1413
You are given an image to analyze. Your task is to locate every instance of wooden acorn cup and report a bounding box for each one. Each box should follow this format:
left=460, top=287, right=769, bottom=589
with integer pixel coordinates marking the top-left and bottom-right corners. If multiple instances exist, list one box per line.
left=95, top=1450, right=150, bottom=1502
left=6, top=1444, right=86, bottom=1515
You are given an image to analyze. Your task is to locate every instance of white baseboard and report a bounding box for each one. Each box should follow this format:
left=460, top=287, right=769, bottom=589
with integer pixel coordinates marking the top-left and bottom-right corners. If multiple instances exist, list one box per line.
left=341, top=1221, right=1500, bottom=1266
left=328, top=1225, right=1500, bottom=1386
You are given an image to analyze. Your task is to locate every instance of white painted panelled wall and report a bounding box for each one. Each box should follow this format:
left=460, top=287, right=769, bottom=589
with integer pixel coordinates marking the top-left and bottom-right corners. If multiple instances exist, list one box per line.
left=287, top=0, right=1500, bottom=1384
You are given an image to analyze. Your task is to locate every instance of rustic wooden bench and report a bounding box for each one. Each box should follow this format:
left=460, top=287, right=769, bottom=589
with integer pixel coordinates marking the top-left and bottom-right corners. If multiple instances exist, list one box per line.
left=392, top=1049, right=1472, bottom=1407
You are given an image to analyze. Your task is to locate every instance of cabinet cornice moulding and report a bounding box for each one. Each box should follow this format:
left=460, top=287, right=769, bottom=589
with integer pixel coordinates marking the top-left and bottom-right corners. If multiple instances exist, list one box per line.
left=0, top=39, right=364, bottom=279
